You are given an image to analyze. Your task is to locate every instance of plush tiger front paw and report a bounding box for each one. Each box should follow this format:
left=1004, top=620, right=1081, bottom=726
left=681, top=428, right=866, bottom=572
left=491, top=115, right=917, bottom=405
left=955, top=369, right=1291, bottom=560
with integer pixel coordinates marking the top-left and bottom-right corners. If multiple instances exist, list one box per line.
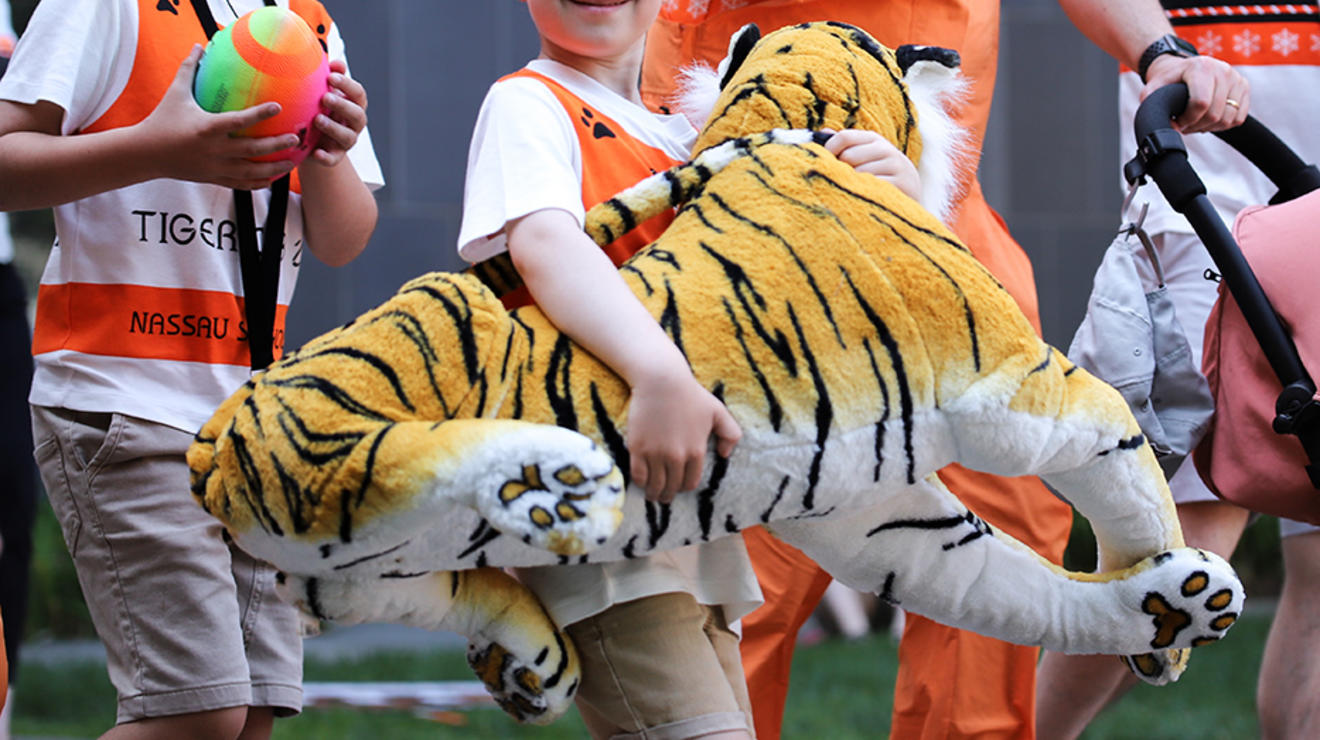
left=469, top=425, right=625, bottom=555
left=1119, top=548, right=1244, bottom=685
left=467, top=634, right=580, bottom=725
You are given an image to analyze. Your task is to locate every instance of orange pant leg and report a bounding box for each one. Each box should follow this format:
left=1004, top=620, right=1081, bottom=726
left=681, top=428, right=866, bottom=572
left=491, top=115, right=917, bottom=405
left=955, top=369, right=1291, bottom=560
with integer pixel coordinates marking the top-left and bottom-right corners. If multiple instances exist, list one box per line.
left=738, top=526, right=833, bottom=740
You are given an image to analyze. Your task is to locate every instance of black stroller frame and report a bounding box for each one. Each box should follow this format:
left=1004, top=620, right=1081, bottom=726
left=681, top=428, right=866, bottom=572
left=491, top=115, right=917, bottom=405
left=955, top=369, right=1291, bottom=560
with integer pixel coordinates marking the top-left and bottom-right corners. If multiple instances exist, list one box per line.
left=1123, top=83, right=1320, bottom=491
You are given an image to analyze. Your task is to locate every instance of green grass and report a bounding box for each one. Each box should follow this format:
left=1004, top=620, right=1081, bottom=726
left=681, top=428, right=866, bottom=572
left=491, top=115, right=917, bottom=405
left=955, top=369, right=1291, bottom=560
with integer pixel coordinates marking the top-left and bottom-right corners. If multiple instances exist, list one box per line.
left=13, top=614, right=1267, bottom=739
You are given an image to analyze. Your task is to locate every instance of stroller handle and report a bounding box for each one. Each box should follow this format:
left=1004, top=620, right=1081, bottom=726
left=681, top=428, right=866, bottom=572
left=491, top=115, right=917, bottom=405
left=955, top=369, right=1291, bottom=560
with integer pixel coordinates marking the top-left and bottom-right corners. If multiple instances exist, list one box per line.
left=1134, top=83, right=1320, bottom=205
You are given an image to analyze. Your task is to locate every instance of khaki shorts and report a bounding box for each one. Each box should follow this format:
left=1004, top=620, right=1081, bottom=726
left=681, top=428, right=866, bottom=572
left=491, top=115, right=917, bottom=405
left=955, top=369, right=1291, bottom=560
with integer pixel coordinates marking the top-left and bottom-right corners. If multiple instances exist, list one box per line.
left=566, top=592, right=754, bottom=740
left=32, top=407, right=302, bottom=724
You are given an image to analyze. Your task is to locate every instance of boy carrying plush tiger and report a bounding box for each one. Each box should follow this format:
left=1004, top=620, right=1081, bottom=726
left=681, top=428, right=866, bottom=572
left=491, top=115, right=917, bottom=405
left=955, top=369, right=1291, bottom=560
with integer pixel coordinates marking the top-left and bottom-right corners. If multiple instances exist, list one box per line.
left=188, top=16, right=1245, bottom=728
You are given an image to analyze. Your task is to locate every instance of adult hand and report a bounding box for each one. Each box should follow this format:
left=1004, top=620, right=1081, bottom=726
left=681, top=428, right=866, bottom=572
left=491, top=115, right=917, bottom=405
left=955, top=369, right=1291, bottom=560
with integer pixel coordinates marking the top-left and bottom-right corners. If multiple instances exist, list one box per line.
left=142, top=45, right=298, bottom=189
left=627, top=369, right=742, bottom=504
left=1141, top=54, right=1249, bottom=133
left=305, top=59, right=368, bottom=167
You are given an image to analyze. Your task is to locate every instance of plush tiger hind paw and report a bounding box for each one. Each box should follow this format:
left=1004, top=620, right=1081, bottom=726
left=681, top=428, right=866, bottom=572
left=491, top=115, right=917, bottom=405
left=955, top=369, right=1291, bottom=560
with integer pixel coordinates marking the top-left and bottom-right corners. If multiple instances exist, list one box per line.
left=1112, top=548, right=1243, bottom=686
left=466, top=424, right=625, bottom=556
left=277, top=568, right=582, bottom=724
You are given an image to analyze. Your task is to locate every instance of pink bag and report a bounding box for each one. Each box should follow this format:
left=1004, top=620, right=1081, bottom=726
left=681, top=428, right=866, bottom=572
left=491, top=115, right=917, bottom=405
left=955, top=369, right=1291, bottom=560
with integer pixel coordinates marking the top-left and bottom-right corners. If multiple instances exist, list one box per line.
left=1195, top=189, right=1320, bottom=525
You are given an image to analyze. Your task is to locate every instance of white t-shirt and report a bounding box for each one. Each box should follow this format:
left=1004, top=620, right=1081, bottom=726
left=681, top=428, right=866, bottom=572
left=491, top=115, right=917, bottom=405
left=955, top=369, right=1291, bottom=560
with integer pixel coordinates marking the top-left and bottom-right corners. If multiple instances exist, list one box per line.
left=458, top=59, right=762, bottom=627
left=0, top=0, right=384, bottom=432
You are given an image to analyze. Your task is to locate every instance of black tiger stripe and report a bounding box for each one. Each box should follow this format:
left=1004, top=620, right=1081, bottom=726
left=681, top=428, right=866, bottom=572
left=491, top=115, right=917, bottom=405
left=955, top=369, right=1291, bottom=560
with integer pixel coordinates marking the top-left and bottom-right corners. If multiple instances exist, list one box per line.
left=664, top=168, right=684, bottom=206
left=707, top=191, right=844, bottom=352
left=230, top=429, right=284, bottom=536
left=384, top=309, right=453, bottom=416
left=805, top=170, right=966, bottom=252
left=545, top=335, right=579, bottom=430
left=305, top=346, right=416, bottom=412
left=404, top=281, right=482, bottom=385
left=543, top=628, right=571, bottom=689
left=684, top=202, right=724, bottom=234
left=697, top=446, right=730, bottom=541
left=879, top=572, right=899, bottom=605
left=1028, top=348, right=1052, bottom=375
left=723, top=296, right=785, bottom=431
left=269, top=451, right=315, bottom=534
left=862, top=214, right=982, bottom=372
left=658, top=279, right=685, bottom=357
left=623, top=534, right=639, bottom=559
left=646, top=500, right=672, bottom=550
left=862, top=337, right=891, bottom=482
left=760, top=475, right=792, bottom=522
left=621, top=263, right=654, bottom=295
left=787, top=303, right=832, bottom=510
left=1099, top=434, right=1147, bottom=456
left=458, top=525, right=502, bottom=560
left=867, top=513, right=971, bottom=537
left=605, top=197, right=637, bottom=234
left=702, top=242, right=798, bottom=377
left=268, top=374, right=392, bottom=422
left=273, top=404, right=363, bottom=466
left=332, top=540, right=411, bottom=571
left=844, top=272, right=917, bottom=484
left=305, top=577, right=329, bottom=621
left=590, top=382, right=630, bottom=488
left=380, top=570, right=430, bottom=579
left=499, top=327, right=515, bottom=383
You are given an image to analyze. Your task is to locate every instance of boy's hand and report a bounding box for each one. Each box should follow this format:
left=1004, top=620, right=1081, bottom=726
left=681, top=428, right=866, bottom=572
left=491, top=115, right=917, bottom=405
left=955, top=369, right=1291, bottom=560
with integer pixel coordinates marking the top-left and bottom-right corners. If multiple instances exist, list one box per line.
left=824, top=129, right=922, bottom=201
left=143, top=45, right=298, bottom=190
left=627, top=369, right=742, bottom=504
left=304, top=60, right=368, bottom=167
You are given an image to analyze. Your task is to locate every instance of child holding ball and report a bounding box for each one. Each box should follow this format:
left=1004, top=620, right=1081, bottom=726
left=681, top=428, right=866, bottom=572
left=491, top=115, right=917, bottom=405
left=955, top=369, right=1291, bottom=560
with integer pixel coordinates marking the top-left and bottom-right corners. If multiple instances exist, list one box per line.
left=459, top=1, right=921, bottom=736
left=0, top=1, right=382, bottom=737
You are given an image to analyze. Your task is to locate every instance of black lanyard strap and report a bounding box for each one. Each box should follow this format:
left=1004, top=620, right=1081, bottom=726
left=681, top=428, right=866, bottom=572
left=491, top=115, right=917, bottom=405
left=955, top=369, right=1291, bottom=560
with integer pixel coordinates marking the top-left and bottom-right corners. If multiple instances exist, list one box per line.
left=190, top=0, right=285, bottom=371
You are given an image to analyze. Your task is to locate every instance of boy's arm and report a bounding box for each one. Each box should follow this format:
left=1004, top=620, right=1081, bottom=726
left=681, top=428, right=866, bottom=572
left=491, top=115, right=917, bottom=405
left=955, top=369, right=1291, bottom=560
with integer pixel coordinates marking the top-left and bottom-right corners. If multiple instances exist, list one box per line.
left=507, top=208, right=742, bottom=503
left=296, top=60, right=377, bottom=267
left=0, top=46, right=296, bottom=211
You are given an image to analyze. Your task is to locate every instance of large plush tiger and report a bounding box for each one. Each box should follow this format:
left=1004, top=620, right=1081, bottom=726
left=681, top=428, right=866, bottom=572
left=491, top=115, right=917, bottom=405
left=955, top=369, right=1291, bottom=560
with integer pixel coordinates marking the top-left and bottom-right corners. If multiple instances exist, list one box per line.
left=188, top=22, right=1244, bottom=724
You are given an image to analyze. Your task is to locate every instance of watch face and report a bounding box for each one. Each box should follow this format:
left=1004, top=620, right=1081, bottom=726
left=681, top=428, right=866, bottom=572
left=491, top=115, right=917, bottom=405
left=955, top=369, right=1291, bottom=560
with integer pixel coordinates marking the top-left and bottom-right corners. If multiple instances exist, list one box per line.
left=1170, top=35, right=1198, bottom=56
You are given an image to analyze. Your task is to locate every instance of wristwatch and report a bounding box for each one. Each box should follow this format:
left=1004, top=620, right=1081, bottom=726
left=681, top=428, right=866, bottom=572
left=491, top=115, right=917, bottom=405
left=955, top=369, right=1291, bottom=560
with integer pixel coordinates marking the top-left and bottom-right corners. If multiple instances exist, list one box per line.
left=1137, top=34, right=1198, bottom=82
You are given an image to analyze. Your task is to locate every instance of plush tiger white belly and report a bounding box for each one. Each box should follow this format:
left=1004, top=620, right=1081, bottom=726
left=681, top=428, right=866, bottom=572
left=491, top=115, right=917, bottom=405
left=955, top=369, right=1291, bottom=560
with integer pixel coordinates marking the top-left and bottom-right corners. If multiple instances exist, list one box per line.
left=189, top=22, right=1244, bottom=724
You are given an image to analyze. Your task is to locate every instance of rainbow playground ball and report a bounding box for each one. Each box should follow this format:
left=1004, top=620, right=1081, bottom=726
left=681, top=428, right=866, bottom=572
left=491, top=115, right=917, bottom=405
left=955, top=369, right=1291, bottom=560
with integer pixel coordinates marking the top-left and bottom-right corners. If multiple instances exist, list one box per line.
left=193, top=6, right=330, bottom=165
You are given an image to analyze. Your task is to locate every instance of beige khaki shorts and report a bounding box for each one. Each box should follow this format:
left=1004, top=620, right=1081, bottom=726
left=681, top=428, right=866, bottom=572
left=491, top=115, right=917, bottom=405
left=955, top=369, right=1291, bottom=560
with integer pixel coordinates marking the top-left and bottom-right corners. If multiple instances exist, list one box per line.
left=32, top=406, right=302, bottom=724
left=566, top=592, right=754, bottom=740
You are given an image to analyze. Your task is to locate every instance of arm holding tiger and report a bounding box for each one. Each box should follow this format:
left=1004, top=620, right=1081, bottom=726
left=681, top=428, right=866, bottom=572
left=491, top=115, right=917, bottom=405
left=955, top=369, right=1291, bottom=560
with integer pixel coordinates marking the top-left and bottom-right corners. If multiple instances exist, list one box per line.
left=506, top=207, right=742, bottom=503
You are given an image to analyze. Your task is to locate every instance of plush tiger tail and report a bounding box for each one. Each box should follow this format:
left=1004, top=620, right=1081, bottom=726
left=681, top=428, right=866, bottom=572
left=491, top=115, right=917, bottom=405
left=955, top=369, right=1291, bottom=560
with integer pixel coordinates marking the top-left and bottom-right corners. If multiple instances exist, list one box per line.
left=583, top=128, right=829, bottom=248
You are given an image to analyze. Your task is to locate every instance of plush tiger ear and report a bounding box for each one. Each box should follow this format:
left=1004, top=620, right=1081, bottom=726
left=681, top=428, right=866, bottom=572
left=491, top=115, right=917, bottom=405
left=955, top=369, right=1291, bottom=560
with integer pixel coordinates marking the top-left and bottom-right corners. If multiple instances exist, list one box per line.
left=718, top=23, right=762, bottom=90
left=898, top=44, right=971, bottom=225
left=674, top=23, right=761, bottom=130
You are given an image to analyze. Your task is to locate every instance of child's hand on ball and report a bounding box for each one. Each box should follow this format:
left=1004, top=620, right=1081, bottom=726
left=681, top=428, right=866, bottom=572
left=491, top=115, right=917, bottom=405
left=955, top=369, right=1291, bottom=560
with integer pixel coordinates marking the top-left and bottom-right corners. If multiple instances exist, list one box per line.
left=305, top=60, right=367, bottom=168
left=145, top=45, right=297, bottom=190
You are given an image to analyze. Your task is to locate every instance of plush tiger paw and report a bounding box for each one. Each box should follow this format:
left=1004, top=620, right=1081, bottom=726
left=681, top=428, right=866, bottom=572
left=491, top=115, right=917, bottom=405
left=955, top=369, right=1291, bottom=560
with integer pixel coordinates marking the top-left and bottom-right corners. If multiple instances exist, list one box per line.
left=469, top=425, right=625, bottom=556
left=467, top=633, right=580, bottom=725
left=1117, top=548, right=1244, bottom=686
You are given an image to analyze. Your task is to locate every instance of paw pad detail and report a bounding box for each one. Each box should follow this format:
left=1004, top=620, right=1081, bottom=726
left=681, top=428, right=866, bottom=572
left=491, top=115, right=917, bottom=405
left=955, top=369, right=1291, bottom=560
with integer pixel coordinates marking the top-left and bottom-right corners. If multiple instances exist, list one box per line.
left=1204, top=589, right=1234, bottom=611
left=1180, top=570, right=1210, bottom=596
left=1142, top=592, right=1193, bottom=649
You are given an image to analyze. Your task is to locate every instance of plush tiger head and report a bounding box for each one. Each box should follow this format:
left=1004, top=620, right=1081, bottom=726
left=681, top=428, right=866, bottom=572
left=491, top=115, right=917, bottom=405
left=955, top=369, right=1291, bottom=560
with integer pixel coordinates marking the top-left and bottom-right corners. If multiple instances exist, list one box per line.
left=676, top=21, right=969, bottom=222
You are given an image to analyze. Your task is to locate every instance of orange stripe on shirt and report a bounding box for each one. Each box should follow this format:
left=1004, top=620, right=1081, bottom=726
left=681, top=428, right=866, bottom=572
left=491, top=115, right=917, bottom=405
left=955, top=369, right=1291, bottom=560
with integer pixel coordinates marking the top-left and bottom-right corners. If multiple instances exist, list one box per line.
left=33, top=282, right=287, bottom=366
